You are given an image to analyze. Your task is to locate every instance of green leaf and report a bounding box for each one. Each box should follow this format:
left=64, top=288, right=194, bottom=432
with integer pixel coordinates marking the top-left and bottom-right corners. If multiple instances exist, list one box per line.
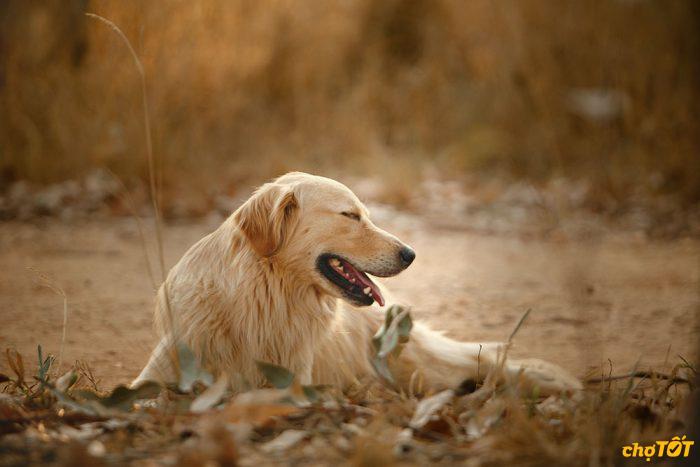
left=55, top=371, right=78, bottom=392
left=177, top=344, right=213, bottom=392
left=371, top=357, right=395, bottom=384
left=371, top=305, right=413, bottom=384
left=377, top=325, right=399, bottom=359
left=301, top=385, right=318, bottom=402
left=74, top=381, right=161, bottom=411
left=255, top=361, right=295, bottom=389
left=301, top=384, right=331, bottom=403
left=396, top=309, right=413, bottom=343
left=36, top=345, right=54, bottom=383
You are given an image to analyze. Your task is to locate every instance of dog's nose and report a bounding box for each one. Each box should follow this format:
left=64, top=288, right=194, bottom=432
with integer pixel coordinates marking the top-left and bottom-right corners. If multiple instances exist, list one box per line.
left=399, top=246, right=416, bottom=267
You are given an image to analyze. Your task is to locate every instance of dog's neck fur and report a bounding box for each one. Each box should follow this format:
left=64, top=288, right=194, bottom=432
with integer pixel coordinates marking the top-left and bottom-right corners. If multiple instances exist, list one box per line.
left=228, top=222, right=338, bottom=318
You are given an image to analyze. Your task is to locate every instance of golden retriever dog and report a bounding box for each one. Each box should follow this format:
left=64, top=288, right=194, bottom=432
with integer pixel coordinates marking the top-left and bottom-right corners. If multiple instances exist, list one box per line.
left=133, top=172, right=581, bottom=395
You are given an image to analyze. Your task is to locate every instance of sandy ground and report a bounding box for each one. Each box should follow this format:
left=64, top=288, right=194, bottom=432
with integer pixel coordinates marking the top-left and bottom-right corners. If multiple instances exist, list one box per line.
left=1, top=210, right=698, bottom=388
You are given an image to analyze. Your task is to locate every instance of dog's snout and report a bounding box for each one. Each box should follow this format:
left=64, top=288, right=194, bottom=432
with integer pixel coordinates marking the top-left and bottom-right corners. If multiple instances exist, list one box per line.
left=399, top=246, right=416, bottom=267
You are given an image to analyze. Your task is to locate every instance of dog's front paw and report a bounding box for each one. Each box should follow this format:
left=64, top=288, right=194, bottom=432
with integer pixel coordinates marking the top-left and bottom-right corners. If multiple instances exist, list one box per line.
left=507, top=358, right=582, bottom=396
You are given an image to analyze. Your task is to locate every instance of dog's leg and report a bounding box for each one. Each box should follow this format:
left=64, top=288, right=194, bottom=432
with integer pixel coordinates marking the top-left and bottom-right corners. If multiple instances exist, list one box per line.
left=388, top=323, right=503, bottom=390
left=388, top=322, right=582, bottom=395
left=315, top=306, right=581, bottom=395
left=503, top=358, right=583, bottom=394
left=131, top=337, right=178, bottom=387
left=299, top=361, right=314, bottom=386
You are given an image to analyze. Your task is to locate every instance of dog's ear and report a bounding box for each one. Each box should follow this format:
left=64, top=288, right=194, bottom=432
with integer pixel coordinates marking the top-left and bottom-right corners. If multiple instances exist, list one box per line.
left=234, top=183, right=298, bottom=257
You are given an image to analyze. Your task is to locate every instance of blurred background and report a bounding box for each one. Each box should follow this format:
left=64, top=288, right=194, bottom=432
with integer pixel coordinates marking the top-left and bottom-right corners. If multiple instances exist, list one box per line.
left=1, top=0, right=699, bottom=223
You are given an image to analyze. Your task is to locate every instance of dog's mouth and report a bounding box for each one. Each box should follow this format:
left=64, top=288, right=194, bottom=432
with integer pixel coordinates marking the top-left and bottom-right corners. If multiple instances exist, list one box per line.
left=316, top=254, right=385, bottom=307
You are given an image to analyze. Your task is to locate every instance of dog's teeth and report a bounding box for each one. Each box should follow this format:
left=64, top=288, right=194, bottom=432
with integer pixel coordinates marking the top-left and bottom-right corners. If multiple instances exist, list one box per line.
left=330, top=258, right=340, bottom=267
left=350, top=278, right=355, bottom=283
left=363, top=287, right=371, bottom=294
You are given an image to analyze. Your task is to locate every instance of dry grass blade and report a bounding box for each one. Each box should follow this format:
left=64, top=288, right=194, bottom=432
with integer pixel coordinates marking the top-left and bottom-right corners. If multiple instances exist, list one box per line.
left=508, top=308, right=532, bottom=344
left=502, top=308, right=532, bottom=373
left=468, top=308, right=534, bottom=398
left=106, top=169, right=157, bottom=291
left=85, top=12, right=180, bottom=382
left=83, top=13, right=163, bottom=282
left=27, top=268, right=68, bottom=371
left=75, top=360, right=101, bottom=392
left=678, top=354, right=697, bottom=375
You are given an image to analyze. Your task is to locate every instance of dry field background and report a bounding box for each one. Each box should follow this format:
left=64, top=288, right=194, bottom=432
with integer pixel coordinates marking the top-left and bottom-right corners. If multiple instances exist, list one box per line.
left=1, top=0, right=700, bottom=465
left=1, top=0, right=699, bottom=208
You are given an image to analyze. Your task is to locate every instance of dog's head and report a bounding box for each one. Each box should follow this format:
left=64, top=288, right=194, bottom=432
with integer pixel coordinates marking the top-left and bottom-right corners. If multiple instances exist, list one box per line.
left=233, top=172, right=415, bottom=306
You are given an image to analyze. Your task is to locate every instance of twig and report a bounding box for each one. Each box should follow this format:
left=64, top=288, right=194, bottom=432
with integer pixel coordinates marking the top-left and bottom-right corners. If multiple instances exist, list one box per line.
left=75, top=360, right=101, bottom=392
left=585, top=371, right=691, bottom=385
left=678, top=354, right=697, bottom=375
left=508, top=308, right=531, bottom=344
left=500, top=308, right=532, bottom=366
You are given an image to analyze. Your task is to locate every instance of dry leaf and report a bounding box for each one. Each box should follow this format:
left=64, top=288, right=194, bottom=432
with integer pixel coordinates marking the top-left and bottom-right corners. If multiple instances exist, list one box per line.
left=223, top=389, right=301, bottom=426
left=191, top=374, right=229, bottom=413
left=409, top=389, right=454, bottom=429
left=261, top=429, right=307, bottom=453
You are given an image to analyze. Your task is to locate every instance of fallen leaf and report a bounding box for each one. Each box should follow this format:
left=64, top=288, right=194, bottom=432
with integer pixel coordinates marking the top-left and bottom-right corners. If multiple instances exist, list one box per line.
left=223, top=389, right=301, bottom=426
left=58, top=424, right=103, bottom=441
left=465, top=397, right=506, bottom=440
left=371, top=305, right=413, bottom=384
left=177, top=344, right=213, bottom=392
left=409, top=389, right=454, bottom=429
left=191, top=375, right=229, bottom=413
left=5, top=349, right=25, bottom=387
left=261, top=429, right=307, bottom=452
left=255, top=360, right=294, bottom=389
left=74, top=381, right=161, bottom=411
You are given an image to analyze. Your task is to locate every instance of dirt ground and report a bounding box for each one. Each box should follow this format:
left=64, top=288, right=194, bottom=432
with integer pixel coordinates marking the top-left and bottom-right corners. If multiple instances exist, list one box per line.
left=1, top=208, right=698, bottom=388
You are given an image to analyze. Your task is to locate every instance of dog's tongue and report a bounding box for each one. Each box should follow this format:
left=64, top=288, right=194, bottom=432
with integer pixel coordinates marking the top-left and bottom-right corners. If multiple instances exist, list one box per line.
left=341, top=260, right=385, bottom=306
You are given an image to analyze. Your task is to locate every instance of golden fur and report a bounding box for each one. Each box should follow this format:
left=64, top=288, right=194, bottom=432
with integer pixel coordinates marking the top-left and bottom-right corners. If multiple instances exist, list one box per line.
left=133, top=172, right=581, bottom=394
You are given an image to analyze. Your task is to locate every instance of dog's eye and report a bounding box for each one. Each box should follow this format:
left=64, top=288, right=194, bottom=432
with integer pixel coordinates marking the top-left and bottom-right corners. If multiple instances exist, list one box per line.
left=340, top=211, right=361, bottom=221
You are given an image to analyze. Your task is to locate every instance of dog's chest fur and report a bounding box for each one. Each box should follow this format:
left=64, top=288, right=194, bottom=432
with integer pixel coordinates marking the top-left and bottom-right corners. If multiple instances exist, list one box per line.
left=157, top=226, right=336, bottom=387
